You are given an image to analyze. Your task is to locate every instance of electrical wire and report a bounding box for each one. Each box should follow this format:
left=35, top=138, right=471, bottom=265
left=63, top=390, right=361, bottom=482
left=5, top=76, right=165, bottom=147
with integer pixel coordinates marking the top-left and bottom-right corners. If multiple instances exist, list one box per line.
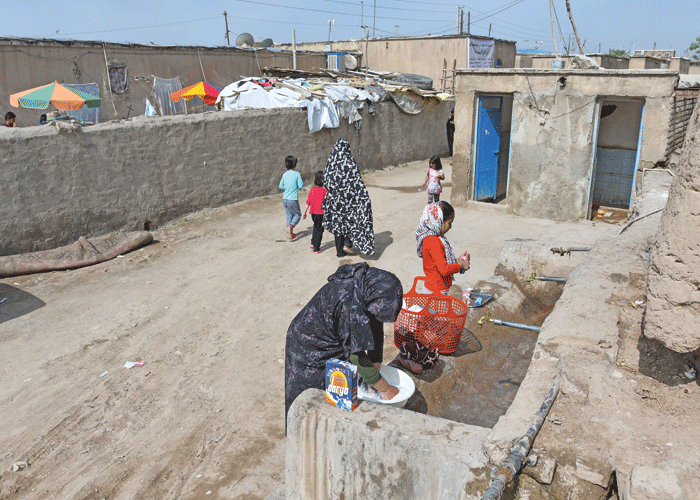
left=33, top=16, right=220, bottom=38
left=321, top=0, right=456, bottom=15
left=235, top=0, right=454, bottom=23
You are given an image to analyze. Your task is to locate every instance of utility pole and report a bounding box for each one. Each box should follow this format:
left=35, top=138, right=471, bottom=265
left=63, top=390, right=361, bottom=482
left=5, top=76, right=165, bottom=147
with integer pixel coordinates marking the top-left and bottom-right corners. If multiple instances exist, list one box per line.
left=327, top=20, right=335, bottom=42
left=467, top=11, right=470, bottom=36
left=395, top=25, right=399, bottom=37
left=373, top=0, right=376, bottom=38
left=488, top=24, right=492, bottom=37
left=598, top=42, right=601, bottom=53
left=292, top=29, right=297, bottom=70
left=223, top=11, right=230, bottom=45
left=361, top=25, right=369, bottom=76
left=565, top=0, right=585, bottom=54
left=361, top=1, right=363, bottom=28
left=549, top=0, right=559, bottom=56
left=460, top=9, right=464, bottom=34
left=456, top=6, right=460, bottom=34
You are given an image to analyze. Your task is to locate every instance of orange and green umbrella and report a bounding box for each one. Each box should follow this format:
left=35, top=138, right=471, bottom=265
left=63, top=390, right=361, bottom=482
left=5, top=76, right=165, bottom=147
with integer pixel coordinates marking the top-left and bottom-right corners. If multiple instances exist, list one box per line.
left=10, top=81, right=101, bottom=110
left=170, top=81, right=222, bottom=106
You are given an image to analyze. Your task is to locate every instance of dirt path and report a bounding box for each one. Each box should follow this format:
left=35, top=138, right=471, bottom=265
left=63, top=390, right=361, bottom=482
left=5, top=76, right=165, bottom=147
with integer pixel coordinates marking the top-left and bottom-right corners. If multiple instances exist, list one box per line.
left=0, top=160, right=607, bottom=499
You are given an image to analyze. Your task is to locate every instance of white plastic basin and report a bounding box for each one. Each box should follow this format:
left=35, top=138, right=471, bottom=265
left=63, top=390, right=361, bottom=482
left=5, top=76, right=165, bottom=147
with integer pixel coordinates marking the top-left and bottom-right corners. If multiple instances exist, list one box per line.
left=358, top=365, right=415, bottom=408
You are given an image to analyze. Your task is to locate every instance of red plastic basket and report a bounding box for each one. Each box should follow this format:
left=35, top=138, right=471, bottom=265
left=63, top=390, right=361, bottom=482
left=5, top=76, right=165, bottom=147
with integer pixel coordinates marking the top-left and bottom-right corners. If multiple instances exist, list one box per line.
left=394, top=276, right=469, bottom=355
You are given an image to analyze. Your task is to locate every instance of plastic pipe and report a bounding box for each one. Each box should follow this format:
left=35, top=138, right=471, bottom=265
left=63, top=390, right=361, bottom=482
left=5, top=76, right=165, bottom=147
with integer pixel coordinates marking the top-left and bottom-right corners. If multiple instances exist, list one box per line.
left=481, top=373, right=562, bottom=500
left=493, top=319, right=541, bottom=333
left=534, top=276, right=566, bottom=283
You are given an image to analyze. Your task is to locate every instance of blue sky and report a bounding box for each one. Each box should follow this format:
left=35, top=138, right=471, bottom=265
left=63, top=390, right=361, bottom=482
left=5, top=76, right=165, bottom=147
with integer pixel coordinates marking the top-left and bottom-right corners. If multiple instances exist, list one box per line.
left=3, top=0, right=699, bottom=56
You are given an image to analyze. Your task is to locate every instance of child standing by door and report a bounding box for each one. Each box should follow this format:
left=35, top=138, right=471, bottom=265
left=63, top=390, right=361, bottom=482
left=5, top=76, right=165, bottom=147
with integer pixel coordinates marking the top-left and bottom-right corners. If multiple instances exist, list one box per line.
left=422, top=155, right=445, bottom=204
left=303, top=171, right=327, bottom=254
left=279, top=155, right=304, bottom=240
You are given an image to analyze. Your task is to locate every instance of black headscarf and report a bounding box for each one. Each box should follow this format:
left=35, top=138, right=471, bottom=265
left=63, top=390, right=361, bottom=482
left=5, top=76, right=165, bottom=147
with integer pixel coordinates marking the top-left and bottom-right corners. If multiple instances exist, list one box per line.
left=328, top=263, right=403, bottom=354
left=322, top=138, right=375, bottom=255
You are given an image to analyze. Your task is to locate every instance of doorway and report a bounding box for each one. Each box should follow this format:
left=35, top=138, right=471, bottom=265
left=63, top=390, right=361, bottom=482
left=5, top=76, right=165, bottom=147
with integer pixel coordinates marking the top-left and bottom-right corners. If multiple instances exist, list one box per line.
left=473, top=94, right=513, bottom=202
left=589, top=99, right=644, bottom=216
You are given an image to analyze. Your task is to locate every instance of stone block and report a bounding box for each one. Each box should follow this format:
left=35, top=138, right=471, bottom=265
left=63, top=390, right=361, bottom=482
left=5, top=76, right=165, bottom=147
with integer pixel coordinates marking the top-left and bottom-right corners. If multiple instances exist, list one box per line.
left=286, top=389, right=491, bottom=500
left=628, top=465, right=689, bottom=500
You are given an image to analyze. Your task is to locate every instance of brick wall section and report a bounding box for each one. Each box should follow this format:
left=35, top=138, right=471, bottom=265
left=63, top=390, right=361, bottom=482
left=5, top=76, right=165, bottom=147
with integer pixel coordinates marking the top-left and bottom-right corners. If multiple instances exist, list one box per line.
left=0, top=102, right=451, bottom=256
left=666, top=92, right=699, bottom=157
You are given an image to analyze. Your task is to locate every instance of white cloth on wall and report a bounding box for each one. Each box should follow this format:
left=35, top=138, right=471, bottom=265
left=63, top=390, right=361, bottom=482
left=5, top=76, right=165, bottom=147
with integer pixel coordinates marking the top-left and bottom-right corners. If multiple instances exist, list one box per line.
left=306, top=96, right=340, bottom=133
left=152, top=76, right=187, bottom=116
left=145, top=99, right=157, bottom=116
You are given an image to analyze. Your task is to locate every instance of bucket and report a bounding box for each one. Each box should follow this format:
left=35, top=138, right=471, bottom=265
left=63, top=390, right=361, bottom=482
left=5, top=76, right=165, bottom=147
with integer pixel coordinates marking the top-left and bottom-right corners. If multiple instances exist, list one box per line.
left=358, top=365, right=415, bottom=408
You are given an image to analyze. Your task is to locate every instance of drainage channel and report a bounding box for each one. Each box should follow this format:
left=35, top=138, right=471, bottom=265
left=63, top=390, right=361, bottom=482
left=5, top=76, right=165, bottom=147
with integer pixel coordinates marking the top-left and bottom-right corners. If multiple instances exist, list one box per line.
left=399, top=269, right=565, bottom=428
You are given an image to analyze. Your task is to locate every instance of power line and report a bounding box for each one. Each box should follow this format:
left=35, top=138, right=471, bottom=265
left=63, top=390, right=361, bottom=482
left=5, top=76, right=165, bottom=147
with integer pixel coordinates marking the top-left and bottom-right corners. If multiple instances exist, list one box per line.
left=33, top=16, right=221, bottom=38
left=321, top=0, right=456, bottom=15
left=235, top=0, right=454, bottom=23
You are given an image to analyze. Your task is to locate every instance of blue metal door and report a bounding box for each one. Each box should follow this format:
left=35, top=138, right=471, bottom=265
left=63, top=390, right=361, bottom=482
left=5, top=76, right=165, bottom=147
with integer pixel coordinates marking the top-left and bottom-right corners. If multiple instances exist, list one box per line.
left=474, top=96, right=503, bottom=201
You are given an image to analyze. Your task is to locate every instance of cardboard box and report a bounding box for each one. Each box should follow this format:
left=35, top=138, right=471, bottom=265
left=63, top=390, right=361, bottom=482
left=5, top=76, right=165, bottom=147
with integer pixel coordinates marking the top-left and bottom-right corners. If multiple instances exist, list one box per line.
left=325, top=358, right=358, bottom=411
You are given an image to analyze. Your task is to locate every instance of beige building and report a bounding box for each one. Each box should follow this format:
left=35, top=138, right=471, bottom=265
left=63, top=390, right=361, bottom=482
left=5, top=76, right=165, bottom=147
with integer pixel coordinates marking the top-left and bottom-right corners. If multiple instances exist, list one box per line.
left=634, top=49, right=675, bottom=58
left=517, top=53, right=692, bottom=74
left=278, top=34, right=516, bottom=92
left=0, top=37, right=326, bottom=124
left=451, top=69, right=678, bottom=221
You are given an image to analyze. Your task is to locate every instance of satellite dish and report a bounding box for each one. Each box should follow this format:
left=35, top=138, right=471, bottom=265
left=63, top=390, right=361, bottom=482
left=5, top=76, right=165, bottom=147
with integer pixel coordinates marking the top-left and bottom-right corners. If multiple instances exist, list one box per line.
left=345, top=54, right=358, bottom=70
left=236, top=33, right=255, bottom=47
left=259, top=38, right=274, bottom=48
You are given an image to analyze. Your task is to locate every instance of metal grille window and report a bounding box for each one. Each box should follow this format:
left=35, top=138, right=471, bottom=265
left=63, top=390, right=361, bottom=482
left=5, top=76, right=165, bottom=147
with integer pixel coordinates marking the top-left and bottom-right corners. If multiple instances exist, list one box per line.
left=109, top=64, right=128, bottom=94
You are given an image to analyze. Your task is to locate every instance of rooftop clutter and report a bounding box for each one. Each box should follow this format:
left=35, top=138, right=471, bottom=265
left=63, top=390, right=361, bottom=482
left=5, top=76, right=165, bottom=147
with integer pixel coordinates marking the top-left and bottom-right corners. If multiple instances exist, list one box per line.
left=214, top=73, right=452, bottom=133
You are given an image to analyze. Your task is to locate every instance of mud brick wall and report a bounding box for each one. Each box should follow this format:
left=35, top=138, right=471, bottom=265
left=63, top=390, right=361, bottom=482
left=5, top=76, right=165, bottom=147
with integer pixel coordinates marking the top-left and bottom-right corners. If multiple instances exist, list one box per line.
left=0, top=101, right=451, bottom=256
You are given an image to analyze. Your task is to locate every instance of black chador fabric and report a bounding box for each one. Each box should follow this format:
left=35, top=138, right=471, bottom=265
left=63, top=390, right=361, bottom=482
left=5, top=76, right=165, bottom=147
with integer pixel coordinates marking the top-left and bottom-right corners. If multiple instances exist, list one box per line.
left=284, top=263, right=403, bottom=420
left=321, top=138, right=375, bottom=255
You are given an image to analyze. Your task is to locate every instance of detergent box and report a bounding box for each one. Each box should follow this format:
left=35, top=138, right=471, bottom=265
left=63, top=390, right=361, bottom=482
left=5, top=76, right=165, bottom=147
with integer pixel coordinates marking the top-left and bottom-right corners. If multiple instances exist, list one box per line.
left=325, top=358, right=358, bottom=411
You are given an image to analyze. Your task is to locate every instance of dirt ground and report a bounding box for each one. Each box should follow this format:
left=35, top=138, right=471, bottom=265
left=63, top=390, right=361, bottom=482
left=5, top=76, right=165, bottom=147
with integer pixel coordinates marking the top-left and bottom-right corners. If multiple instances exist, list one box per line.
left=1, top=160, right=613, bottom=500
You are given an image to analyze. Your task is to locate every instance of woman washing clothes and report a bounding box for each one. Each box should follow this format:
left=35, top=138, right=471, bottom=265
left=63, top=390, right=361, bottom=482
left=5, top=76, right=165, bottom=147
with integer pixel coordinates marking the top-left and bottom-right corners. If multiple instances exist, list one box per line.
left=285, top=263, right=403, bottom=425
left=322, top=138, right=375, bottom=257
left=398, top=201, right=470, bottom=374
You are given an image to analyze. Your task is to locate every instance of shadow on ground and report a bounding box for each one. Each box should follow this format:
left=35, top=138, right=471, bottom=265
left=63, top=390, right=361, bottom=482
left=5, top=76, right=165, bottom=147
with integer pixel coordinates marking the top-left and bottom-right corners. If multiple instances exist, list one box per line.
left=637, top=334, right=699, bottom=387
left=0, top=283, right=46, bottom=324
left=364, top=231, right=393, bottom=261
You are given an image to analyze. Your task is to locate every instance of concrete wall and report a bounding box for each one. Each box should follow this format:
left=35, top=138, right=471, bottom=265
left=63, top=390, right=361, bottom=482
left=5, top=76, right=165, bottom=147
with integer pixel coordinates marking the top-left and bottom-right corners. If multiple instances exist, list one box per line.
left=0, top=38, right=327, bottom=125
left=628, top=55, right=666, bottom=70
left=285, top=390, right=491, bottom=500
left=278, top=35, right=516, bottom=91
left=517, top=54, right=629, bottom=70
left=0, top=99, right=452, bottom=256
left=669, top=57, right=691, bottom=74
left=689, top=64, right=700, bottom=75
left=451, top=69, right=677, bottom=221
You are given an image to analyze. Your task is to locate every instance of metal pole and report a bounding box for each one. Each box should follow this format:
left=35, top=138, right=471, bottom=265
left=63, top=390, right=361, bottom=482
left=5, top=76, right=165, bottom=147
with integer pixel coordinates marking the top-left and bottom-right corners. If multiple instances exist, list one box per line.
left=488, top=23, right=492, bottom=37
left=467, top=11, right=470, bottom=36
left=493, top=319, right=541, bottom=333
left=549, top=0, right=559, bottom=56
left=456, top=6, right=460, bottom=34
left=460, top=9, right=464, bottom=34
left=292, top=29, right=297, bottom=70
left=373, top=0, right=376, bottom=38
left=534, top=277, right=566, bottom=283
left=223, top=11, right=230, bottom=45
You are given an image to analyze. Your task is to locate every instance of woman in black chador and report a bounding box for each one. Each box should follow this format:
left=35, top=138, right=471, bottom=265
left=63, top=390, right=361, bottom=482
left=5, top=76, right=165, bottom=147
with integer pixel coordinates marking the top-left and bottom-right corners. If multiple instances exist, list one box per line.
left=322, top=138, right=375, bottom=257
left=446, top=108, right=455, bottom=157
left=284, top=263, right=403, bottom=423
